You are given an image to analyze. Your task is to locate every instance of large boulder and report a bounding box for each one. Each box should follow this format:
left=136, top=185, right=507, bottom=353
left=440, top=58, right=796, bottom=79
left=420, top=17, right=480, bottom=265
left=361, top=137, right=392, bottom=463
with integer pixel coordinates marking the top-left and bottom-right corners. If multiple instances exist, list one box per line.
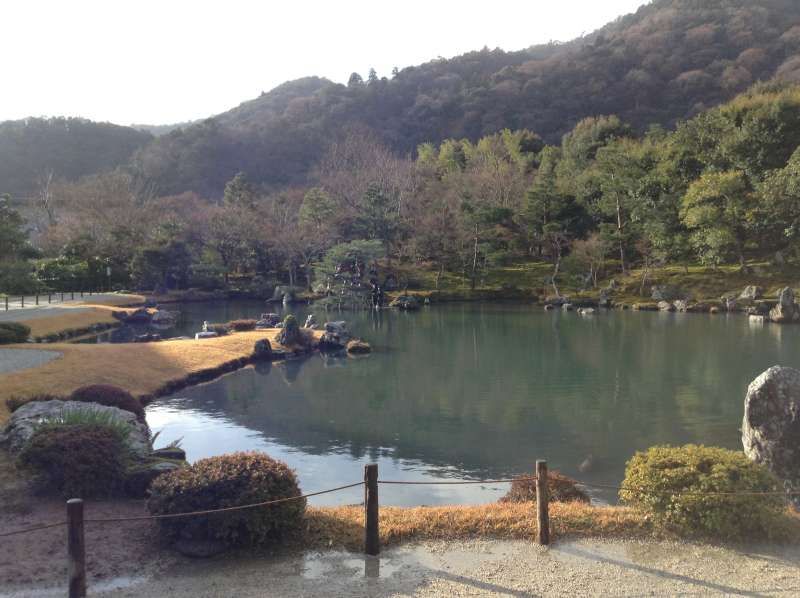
left=742, top=366, right=800, bottom=503
left=657, top=301, right=675, bottom=312
left=390, top=295, right=420, bottom=311
left=769, top=287, right=799, bottom=323
left=0, top=400, right=151, bottom=460
left=739, top=286, right=763, bottom=301
left=253, top=338, right=272, bottom=361
left=319, top=320, right=350, bottom=350
left=276, top=315, right=303, bottom=346
left=651, top=285, right=688, bottom=302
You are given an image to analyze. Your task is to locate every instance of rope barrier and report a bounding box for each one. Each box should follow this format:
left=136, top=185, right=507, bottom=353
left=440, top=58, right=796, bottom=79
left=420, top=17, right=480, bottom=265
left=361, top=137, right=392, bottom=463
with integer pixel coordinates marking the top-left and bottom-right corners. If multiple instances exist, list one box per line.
left=0, top=520, right=67, bottom=538
left=577, top=480, right=800, bottom=497
left=84, top=481, right=365, bottom=523
left=378, top=476, right=538, bottom=485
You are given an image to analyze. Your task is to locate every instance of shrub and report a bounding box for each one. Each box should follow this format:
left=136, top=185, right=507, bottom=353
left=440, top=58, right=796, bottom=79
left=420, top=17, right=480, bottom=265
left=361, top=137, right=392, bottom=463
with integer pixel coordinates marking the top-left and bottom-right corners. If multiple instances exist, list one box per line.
left=208, top=323, right=230, bottom=336
left=228, top=319, right=257, bottom=331
left=70, top=384, right=145, bottom=421
left=19, top=424, right=127, bottom=497
left=620, top=445, right=785, bottom=540
left=147, top=451, right=305, bottom=546
left=0, top=322, right=31, bottom=344
left=500, top=471, right=589, bottom=504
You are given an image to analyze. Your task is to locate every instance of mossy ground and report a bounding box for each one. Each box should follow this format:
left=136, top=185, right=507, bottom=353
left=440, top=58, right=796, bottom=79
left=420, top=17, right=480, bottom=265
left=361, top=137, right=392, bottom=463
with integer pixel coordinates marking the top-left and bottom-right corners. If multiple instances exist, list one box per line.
left=388, top=260, right=800, bottom=304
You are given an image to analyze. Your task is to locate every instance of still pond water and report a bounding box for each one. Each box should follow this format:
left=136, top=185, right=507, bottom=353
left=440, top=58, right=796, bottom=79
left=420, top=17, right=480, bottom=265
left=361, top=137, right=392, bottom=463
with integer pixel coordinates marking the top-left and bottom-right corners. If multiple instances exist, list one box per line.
left=133, top=301, right=800, bottom=506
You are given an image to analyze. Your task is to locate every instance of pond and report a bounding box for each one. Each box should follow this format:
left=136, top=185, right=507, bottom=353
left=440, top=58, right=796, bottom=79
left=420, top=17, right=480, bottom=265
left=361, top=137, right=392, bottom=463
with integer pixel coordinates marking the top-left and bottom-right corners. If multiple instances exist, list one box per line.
left=144, top=301, right=800, bottom=506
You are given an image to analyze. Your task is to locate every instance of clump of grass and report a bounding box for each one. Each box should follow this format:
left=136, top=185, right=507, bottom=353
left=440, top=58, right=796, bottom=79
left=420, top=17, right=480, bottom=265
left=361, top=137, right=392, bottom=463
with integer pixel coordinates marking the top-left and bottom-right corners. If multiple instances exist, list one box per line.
left=36, top=407, right=132, bottom=446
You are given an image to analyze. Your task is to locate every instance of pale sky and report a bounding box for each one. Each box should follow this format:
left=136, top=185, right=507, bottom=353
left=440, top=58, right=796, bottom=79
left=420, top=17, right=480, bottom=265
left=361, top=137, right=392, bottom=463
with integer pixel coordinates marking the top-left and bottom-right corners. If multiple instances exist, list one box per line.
left=2, top=0, right=648, bottom=126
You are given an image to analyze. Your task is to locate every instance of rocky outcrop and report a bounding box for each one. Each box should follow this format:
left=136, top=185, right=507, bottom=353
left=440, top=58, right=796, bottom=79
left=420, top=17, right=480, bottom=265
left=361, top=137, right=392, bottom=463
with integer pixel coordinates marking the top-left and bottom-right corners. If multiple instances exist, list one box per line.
left=390, top=295, right=420, bottom=311
left=739, top=286, right=764, bottom=301
left=769, top=287, right=799, bottom=323
left=346, top=339, right=372, bottom=354
left=657, top=301, right=675, bottom=312
left=742, top=366, right=800, bottom=503
left=151, top=310, right=179, bottom=326
left=0, top=400, right=151, bottom=459
left=651, top=285, right=688, bottom=302
left=577, top=307, right=596, bottom=316
left=253, top=338, right=272, bottom=361
left=256, top=313, right=281, bottom=328
left=304, top=314, right=317, bottom=329
left=319, top=321, right=350, bottom=350
left=277, top=315, right=302, bottom=346
left=673, top=300, right=689, bottom=312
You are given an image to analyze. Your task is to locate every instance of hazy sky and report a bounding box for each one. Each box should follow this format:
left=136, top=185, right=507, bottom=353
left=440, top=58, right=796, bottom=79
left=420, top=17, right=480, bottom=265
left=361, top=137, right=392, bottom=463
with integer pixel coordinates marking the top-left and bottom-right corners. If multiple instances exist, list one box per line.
left=2, top=0, right=647, bottom=126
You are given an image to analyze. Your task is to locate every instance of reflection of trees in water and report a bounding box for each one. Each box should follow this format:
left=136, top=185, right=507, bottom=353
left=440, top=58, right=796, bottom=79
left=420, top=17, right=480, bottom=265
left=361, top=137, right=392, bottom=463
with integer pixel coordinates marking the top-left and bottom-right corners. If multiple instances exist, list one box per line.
left=163, top=306, right=800, bottom=482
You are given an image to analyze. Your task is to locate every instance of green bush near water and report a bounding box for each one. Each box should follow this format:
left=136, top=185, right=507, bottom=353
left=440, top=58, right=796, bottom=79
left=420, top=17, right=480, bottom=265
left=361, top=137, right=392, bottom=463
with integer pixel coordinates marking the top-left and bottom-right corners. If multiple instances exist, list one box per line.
left=0, top=322, right=31, bottom=344
left=147, top=451, right=305, bottom=547
left=620, top=445, right=785, bottom=540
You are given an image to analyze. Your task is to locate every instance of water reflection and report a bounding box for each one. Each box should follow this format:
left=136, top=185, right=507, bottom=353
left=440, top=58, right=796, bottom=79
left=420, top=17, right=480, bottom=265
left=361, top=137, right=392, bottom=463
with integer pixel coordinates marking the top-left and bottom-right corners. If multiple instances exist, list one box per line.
left=146, top=303, right=800, bottom=505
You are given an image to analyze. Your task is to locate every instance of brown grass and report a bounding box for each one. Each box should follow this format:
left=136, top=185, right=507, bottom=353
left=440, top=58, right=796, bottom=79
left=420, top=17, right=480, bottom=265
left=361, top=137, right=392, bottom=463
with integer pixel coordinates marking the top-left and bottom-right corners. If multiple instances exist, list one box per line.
left=20, top=306, right=131, bottom=339
left=299, top=502, right=800, bottom=550
left=0, top=329, right=320, bottom=424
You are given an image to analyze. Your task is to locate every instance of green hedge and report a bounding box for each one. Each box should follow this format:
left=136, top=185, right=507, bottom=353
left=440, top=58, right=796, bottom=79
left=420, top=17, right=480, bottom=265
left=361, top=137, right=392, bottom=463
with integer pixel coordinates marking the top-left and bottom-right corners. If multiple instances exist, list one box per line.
left=0, top=322, right=30, bottom=344
left=620, top=445, right=785, bottom=539
left=147, top=451, right=305, bottom=547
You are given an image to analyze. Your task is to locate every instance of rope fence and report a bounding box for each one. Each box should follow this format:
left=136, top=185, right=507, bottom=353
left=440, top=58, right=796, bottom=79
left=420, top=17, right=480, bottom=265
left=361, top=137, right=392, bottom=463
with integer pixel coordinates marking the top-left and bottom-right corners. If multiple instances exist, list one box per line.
left=4, top=460, right=800, bottom=597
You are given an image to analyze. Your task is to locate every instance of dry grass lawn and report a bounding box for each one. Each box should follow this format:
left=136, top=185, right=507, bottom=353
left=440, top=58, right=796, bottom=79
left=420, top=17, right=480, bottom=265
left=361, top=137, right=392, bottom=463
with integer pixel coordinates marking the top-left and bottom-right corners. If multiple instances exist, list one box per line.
left=20, top=305, right=132, bottom=339
left=300, top=502, right=800, bottom=550
left=0, top=329, right=317, bottom=424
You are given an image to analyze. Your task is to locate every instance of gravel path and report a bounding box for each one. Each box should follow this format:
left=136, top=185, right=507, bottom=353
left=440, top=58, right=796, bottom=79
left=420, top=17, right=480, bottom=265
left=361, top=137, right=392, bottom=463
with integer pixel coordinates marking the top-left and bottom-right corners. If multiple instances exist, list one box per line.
left=0, top=306, right=91, bottom=323
left=0, top=349, right=62, bottom=374
left=7, top=538, right=792, bottom=598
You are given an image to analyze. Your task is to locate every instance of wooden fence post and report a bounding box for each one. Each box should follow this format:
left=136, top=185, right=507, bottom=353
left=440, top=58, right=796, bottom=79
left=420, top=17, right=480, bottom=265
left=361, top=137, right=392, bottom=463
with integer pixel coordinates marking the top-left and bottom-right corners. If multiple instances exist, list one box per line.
left=35, top=294, right=39, bottom=306
left=20, top=295, right=24, bottom=308
left=4, top=296, right=7, bottom=310
left=536, top=460, right=550, bottom=546
left=67, top=498, right=86, bottom=598
left=364, top=463, right=379, bottom=555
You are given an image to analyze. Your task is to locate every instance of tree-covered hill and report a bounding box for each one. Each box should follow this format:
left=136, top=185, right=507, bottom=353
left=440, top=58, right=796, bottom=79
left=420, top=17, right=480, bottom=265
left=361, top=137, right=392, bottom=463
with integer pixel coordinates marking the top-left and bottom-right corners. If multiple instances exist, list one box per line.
left=130, top=0, right=800, bottom=196
left=0, top=118, right=152, bottom=197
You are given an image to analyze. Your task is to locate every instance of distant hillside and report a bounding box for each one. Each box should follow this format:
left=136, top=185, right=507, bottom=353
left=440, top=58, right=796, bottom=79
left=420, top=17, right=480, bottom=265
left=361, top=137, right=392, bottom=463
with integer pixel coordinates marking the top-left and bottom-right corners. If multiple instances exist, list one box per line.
left=4, top=0, right=800, bottom=198
left=132, top=121, right=199, bottom=136
left=131, top=0, right=800, bottom=197
left=0, top=117, right=152, bottom=196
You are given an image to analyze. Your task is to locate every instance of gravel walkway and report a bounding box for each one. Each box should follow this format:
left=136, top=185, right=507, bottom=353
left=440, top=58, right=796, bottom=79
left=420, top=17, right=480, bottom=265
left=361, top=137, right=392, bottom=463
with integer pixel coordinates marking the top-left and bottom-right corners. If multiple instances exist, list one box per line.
left=11, top=538, right=791, bottom=598
left=0, top=306, right=91, bottom=323
left=0, top=349, right=62, bottom=374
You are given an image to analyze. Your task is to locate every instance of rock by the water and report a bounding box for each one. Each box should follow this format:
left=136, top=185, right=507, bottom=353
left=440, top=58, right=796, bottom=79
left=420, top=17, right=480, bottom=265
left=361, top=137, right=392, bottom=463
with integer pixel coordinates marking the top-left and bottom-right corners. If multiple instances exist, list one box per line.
left=271, top=286, right=296, bottom=303
left=304, top=314, right=317, bottom=329
left=769, top=287, right=799, bottom=323
left=577, top=307, right=596, bottom=316
left=320, top=320, right=350, bottom=350
left=124, top=459, right=183, bottom=498
left=657, top=301, right=675, bottom=312
left=125, top=308, right=152, bottom=324
left=277, top=315, right=303, bottom=346
left=742, top=366, right=800, bottom=503
left=723, top=296, right=737, bottom=312
left=152, top=446, right=187, bottom=461
left=194, top=331, right=218, bottom=340
left=390, top=295, right=420, bottom=311
left=709, top=306, right=720, bottom=314
left=749, top=314, right=766, bottom=324
left=0, top=400, right=151, bottom=459
left=740, top=286, right=764, bottom=301
left=134, top=332, right=161, bottom=343
left=253, top=338, right=272, bottom=361
left=673, top=300, right=689, bottom=312
left=561, top=303, right=574, bottom=312
left=346, top=339, right=372, bottom=354
left=651, top=285, right=687, bottom=302
left=151, top=310, right=179, bottom=325
left=256, top=313, right=281, bottom=329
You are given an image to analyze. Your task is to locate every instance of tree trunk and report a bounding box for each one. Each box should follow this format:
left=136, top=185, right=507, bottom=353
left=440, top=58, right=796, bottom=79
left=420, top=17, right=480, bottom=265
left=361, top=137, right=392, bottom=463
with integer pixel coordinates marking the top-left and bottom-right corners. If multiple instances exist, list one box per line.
left=471, top=223, right=479, bottom=290
left=616, top=197, right=626, bottom=274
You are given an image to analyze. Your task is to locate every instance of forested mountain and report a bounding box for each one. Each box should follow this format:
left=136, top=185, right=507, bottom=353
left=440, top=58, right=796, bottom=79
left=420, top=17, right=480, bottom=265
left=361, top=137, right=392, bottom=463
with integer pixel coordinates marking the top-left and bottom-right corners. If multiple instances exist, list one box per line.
left=130, top=0, right=800, bottom=196
left=0, top=118, right=152, bottom=196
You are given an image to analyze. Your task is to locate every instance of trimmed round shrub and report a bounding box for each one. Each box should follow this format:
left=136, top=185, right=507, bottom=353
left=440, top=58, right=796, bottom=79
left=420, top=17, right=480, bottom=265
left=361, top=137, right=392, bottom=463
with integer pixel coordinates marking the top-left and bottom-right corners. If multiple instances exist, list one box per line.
left=69, top=385, right=145, bottom=421
left=147, top=451, right=305, bottom=547
left=0, top=322, right=31, bottom=344
left=500, top=471, right=589, bottom=504
left=19, top=424, right=127, bottom=498
left=620, top=445, right=785, bottom=539
left=228, top=319, right=257, bottom=332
